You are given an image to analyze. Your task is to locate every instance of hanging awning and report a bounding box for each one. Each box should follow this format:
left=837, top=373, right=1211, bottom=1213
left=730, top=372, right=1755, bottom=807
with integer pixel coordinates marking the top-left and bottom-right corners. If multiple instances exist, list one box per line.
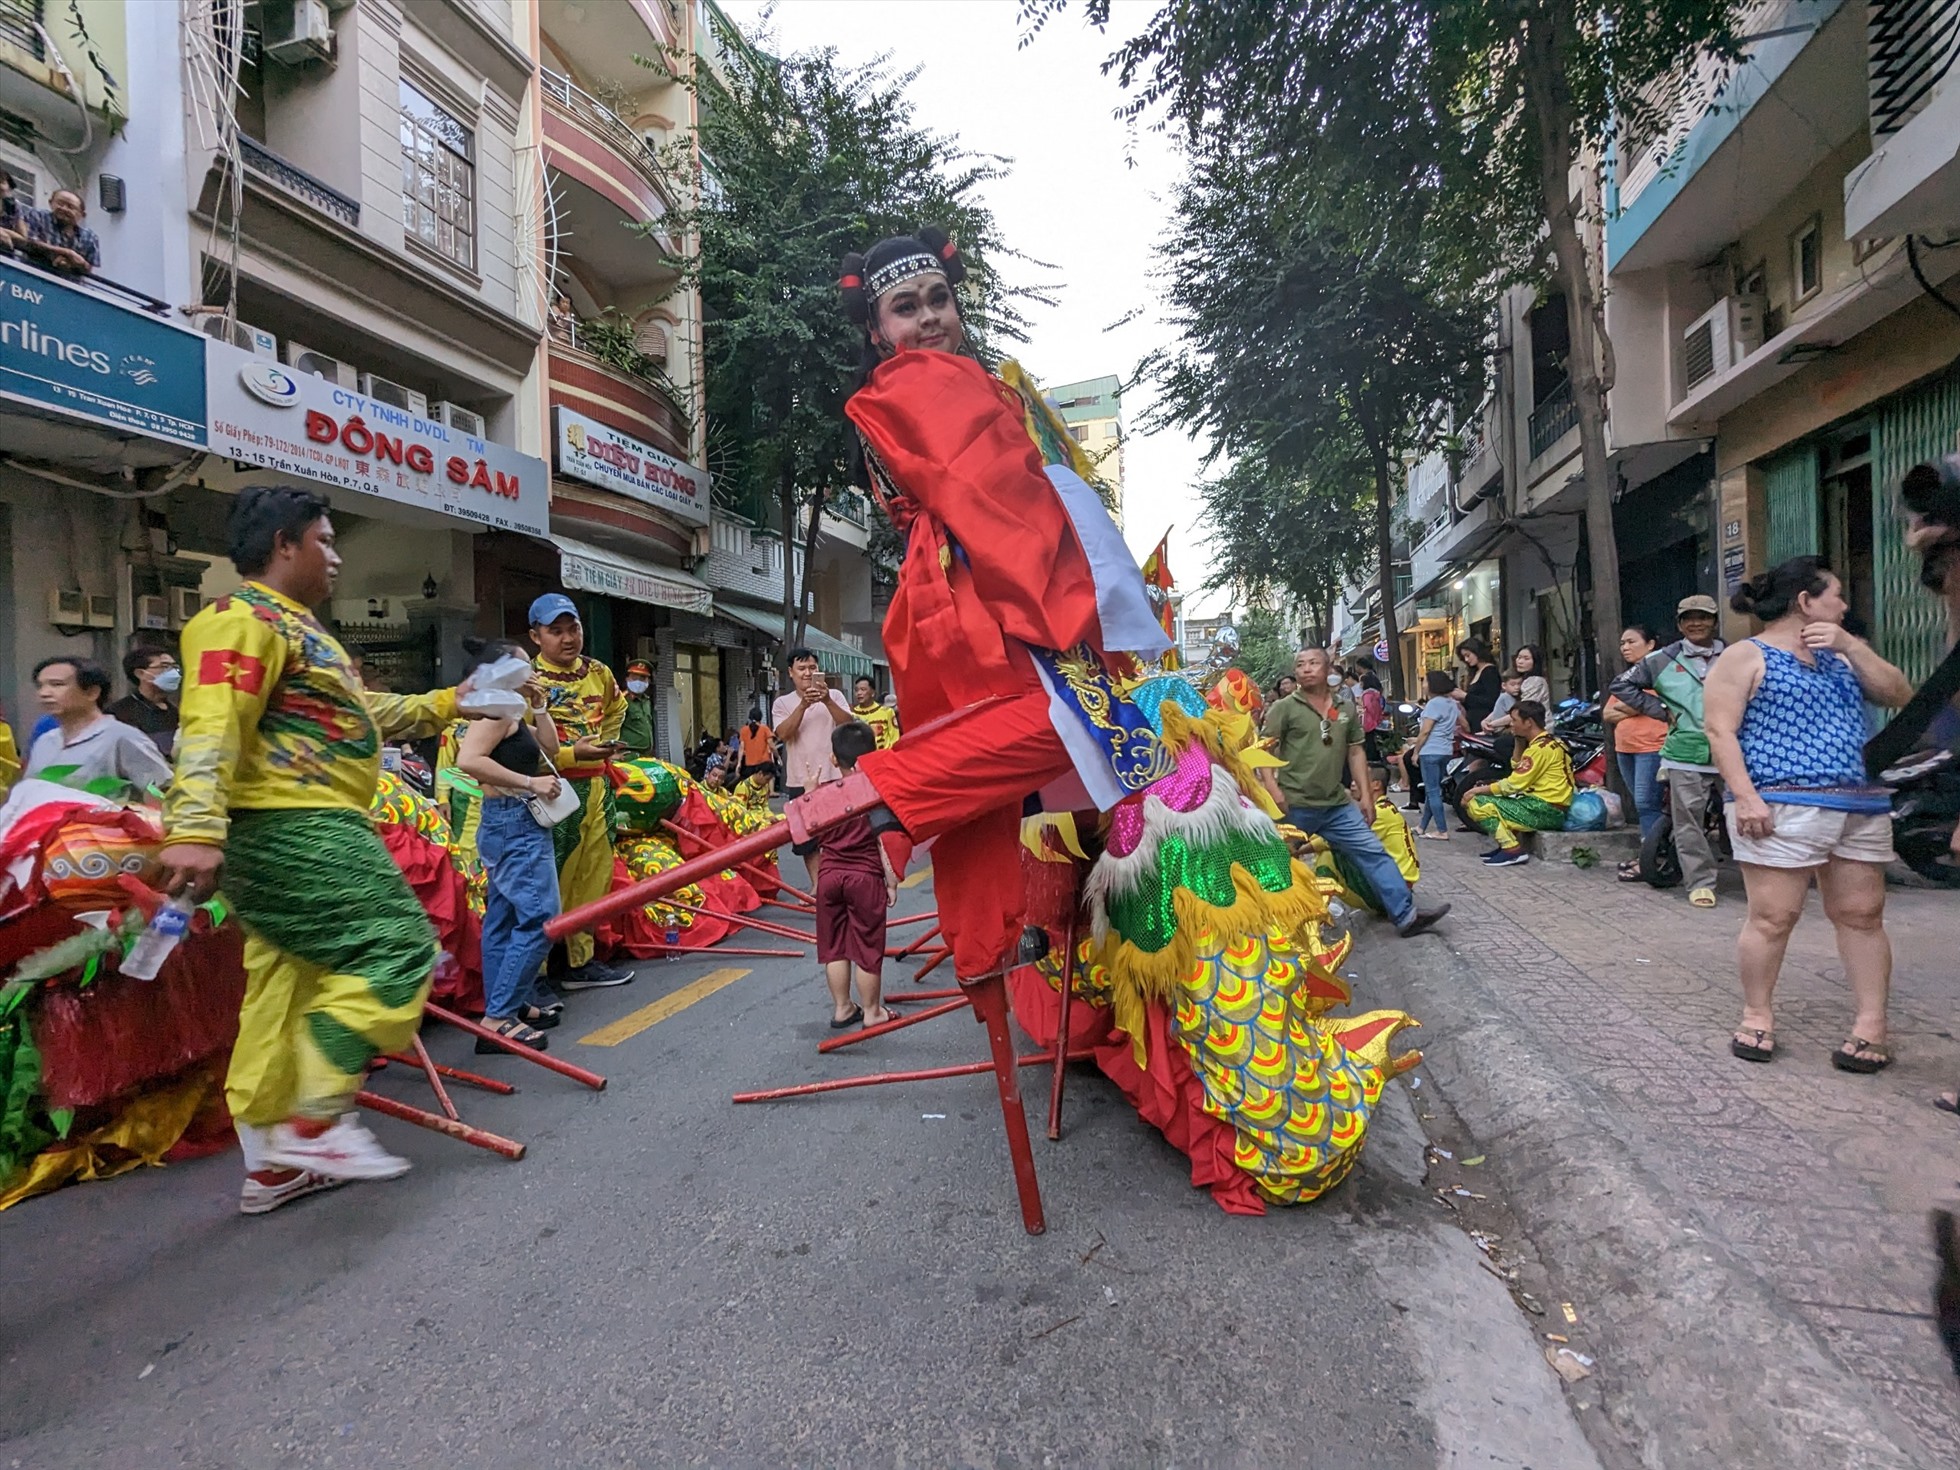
left=715, top=602, right=875, bottom=680
left=553, top=535, right=714, bottom=614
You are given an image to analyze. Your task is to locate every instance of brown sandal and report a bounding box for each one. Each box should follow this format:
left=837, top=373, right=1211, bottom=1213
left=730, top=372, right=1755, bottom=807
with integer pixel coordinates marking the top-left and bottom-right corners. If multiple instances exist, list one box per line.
left=1831, top=1037, right=1891, bottom=1074
left=1730, top=1029, right=1774, bottom=1063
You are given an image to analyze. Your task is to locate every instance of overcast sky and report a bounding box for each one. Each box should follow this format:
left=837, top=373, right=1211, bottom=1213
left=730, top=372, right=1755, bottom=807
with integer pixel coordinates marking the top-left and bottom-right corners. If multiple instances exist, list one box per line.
left=719, top=0, right=1226, bottom=614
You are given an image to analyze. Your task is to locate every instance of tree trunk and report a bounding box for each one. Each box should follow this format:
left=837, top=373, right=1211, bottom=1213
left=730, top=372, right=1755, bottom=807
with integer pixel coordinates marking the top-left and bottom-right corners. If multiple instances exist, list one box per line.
left=779, top=459, right=798, bottom=647
left=793, top=487, right=830, bottom=649
left=1364, top=423, right=1405, bottom=701
left=1521, top=1, right=1624, bottom=692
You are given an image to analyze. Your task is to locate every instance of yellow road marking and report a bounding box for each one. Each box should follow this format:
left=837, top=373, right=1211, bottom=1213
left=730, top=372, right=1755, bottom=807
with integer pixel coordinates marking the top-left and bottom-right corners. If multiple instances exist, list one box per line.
left=576, top=967, right=751, bottom=1046
left=900, top=864, right=933, bottom=890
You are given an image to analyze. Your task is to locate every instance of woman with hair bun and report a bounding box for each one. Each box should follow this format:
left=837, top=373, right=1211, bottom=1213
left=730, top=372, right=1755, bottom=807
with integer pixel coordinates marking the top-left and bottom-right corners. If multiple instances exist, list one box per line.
left=1702, top=556, right=1913, bottom=1073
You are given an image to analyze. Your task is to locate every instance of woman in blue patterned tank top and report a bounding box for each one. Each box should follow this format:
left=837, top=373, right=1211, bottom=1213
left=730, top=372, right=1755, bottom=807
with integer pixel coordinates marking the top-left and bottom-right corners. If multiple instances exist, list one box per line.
left=1704, top=558, right=1914, bottom=1074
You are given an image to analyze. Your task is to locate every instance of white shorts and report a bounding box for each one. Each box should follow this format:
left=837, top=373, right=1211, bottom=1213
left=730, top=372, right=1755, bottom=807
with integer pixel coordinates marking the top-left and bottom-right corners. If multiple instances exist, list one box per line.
left=1724, top=802, right=1894, bottom=869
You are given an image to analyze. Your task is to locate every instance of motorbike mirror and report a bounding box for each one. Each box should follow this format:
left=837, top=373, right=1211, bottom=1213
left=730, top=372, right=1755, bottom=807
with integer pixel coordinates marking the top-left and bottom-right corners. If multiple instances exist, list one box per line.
left=1396, top=702, right=1420, bottom=715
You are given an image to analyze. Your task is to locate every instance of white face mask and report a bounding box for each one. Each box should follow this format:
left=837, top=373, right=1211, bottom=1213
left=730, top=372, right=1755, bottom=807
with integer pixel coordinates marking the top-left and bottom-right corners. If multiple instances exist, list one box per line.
left=153, top=667, right=182, bottom=694
left=626, top=678, right=648, bottom=695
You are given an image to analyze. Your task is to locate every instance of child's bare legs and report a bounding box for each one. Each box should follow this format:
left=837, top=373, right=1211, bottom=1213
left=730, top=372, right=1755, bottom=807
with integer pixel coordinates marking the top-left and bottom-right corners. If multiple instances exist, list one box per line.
left=825, top=959, right=858, bottom=1023
left=857, top=964, right=892, bottom=1026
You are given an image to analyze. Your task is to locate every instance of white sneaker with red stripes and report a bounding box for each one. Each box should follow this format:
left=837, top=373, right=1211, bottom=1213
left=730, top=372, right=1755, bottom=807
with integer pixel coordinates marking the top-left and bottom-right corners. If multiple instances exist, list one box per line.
left=238, top=1167, right=346, bottom=1215
left=262, top=1114, right=411, bottom=1181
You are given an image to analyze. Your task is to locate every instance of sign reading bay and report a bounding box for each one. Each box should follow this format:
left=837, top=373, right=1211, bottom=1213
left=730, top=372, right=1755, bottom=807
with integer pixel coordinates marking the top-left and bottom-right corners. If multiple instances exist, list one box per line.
left=0, top=260, right=206, bottom=446
left=206, top=339, right=548, bottom=537
left=553, top=406, right=708, bottom=527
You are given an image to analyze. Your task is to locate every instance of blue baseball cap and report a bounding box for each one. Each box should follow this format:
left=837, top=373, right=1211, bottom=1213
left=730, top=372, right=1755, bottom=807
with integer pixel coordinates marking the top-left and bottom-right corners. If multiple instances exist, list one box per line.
left=528, top=592, right=579, bottom=627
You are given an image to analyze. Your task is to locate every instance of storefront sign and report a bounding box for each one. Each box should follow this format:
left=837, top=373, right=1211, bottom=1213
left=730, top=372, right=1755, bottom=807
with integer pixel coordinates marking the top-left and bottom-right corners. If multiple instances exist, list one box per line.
left=0, top=261, right=206, bottom=445
left=204, top=339, right=548, bottom=536
left=1722, top=544, right=1746, bottom=594
left=553, top=406, right=709, bottom=527
left=1374, top=639, right=1390, bottom=662
left=556, top=536, right=713, bottom=614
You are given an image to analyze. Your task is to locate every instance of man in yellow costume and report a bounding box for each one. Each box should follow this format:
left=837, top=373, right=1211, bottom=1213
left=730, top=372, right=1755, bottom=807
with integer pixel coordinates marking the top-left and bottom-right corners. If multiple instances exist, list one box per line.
left=850, top=675, right=900, bottom=751
left=157, top=486, right=476, bottom=1213
left=1462, top=699, right=1576, bottom=866
left=527, top=593, right=634, bottom=988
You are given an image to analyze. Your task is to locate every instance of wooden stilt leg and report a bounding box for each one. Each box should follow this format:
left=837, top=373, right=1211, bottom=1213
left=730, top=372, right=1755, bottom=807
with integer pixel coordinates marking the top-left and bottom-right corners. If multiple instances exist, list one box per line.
left=964, top=969, right=1046, bottom=1235
left=1047, top=918, right=1076, bottom=1142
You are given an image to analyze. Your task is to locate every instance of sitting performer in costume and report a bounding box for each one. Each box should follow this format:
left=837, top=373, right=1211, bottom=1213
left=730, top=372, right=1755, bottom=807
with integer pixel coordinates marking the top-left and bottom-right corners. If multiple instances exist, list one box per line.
left=1462, top=699, right=1575, bottom=866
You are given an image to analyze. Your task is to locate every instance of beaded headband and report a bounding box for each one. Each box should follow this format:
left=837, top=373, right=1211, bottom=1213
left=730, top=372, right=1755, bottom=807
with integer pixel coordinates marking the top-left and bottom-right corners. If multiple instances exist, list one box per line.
left=863, top=252, right=946, bottom=302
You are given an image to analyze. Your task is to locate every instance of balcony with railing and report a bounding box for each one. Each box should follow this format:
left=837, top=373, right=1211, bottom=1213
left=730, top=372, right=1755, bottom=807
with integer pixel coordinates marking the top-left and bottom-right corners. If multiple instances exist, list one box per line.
left=540, top=67, right=674, bottom=226
left=1528, top=379, right=1578, bottom=461
left=238, top=134, right=360, bottom=229
left=548, top=332, right=691, bottom=463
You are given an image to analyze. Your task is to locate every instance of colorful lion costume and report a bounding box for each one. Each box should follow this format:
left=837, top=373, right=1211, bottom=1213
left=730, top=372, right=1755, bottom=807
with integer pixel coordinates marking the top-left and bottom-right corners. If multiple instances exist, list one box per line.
left=1013, top=679, right=1417, bottom=1214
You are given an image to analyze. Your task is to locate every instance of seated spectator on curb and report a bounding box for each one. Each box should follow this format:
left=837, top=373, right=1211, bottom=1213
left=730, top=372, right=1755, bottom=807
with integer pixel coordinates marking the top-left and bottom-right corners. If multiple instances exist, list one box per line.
left=1463, top=701, right=1574, bottom=866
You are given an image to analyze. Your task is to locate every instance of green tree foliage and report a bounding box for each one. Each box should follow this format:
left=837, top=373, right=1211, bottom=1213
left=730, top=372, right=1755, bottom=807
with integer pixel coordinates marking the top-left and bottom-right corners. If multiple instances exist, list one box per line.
left=1199, top=448, right=1374, bottom=645
left=1027, top=0, right=1750, bottom=680
left=1232, top=606, right=1298, bottom=694
left=646, top=28, right=1043, bottom=640
left=1142, top=135, right=1489, bottom=697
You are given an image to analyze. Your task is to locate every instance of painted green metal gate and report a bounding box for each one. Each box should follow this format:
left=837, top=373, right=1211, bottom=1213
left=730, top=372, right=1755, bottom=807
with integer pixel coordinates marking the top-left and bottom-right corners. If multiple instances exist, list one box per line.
left=1763, top=442, right=1819, bottom=568
left=1871, top=367, right=1960, bottom=684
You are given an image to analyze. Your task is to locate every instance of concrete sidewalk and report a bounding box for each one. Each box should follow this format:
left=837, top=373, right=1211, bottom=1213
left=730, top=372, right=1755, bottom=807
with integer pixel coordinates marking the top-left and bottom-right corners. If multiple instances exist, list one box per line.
left=1353, top=836, right=1959, bottom=1468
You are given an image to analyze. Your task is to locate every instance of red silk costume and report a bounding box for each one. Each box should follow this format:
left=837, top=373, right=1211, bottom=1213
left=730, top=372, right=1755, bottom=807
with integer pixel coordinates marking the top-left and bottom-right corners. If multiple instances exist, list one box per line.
left=845, top=350, right=1107, bottom=978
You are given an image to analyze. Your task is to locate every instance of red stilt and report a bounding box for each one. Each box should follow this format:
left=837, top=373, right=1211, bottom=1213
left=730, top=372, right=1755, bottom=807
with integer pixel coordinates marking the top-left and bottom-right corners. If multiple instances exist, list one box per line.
left=356, top=1088, right=525, bottom=1159
left=663, top=898, right=816, bottom=945
left=816, top=995, right=969, bottom=1053
left=761, top=896, right=819, bottom=917
left=892, top=922, right=942, bottom=959
left=410, top=1035, right=460, bottom=1121
left=732, top=1050, right=1055, bottom=1102
left=883, top=986, right=962, bottom=1002
left=660, top=818, right=815, bottom=906
left=912, top=945, right=953, bottom=982
left=640, top=944, right=804, bottom=959
left=381, top=1054, right=517, bottom=1096
left=887, top=911, right=939, bottom=929
left=549, top=819, right=793, bottom=940
left=426, top=1002, right=608, bottom=1090
left=965, top=969, right=1046, bottom=1235
left=1047, top=919, right=1077, bottom=1142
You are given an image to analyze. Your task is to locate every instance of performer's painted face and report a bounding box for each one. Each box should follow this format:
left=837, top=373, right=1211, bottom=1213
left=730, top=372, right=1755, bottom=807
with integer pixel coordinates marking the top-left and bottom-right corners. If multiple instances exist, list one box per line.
left=873, top=270, right=964, bottom=357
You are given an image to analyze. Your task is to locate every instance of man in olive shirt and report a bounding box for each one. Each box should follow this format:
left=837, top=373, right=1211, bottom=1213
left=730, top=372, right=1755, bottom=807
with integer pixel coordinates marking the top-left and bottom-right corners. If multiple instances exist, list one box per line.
left=1259, top=647, right=1449, bottom=937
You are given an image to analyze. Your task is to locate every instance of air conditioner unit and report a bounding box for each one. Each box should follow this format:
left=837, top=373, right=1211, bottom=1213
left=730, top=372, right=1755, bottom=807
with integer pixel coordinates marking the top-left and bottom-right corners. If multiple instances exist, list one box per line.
left=262, top=0, right=335, bottom=68
left=47, top=587, right=86, bottom=626
left=169, top=587, right=209, bottom=627
left=135, top=594, right=170, bottom=631
left=359, top=373, right=428, bottom=418
left=202, top=317, right=279, bottom=359
left=1681, top=295, right=1766, bottom=392
left=282, top=340, right=355, bottom=388
left=85, top=594, right=116, bottom=629
left=434, top=401, right=485, bottom=437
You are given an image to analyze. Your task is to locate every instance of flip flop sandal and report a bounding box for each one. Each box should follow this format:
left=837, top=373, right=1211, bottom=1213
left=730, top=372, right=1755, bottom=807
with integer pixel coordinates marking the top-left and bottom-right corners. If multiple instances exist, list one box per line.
left=829, top=1004, right=863, bottom=1030
left=860, top=1006, right=902, bottom=1030
left=1617, top=861, right=1645, bottom=883
left=476, top=1017, right=549, bottom=1054
left=1935, top=1093, right=1960, bottom=1116
left=519, top=1003, right=564, bottom=1030
left=1730, top=1029, right=1774, bottom=1063
left=1831, top=1037, right=1892, bottom=1074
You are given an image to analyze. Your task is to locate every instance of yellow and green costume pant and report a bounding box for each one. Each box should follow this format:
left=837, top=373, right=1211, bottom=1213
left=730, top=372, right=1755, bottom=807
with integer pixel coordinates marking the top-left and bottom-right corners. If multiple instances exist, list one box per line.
left=222, top=808, right=436, bottom=1125
left=551, top=772, right=616, bottom=969
left=1464, top=793, right=1569, bottom=851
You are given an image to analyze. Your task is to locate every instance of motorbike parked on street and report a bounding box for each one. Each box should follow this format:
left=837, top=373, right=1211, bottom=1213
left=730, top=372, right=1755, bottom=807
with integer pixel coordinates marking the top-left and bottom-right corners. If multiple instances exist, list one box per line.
left=1882, top=744, right=1960, bottom=887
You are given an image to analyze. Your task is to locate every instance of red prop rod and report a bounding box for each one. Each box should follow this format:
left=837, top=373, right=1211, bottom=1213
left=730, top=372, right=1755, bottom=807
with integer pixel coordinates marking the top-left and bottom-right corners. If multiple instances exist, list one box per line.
left=816, top=995, right=969, bottom=1053
left=355, top=1088, right=525, bottom=1160
left=661, top=898, right=816, bottom=945
left=426, top=1002, right=608, bottom=1091
left=549, top=820, right=793, bottom=940
left=732, top=1050, right=1057, bottom=1103
left=659, top=818, right=816, bottom=906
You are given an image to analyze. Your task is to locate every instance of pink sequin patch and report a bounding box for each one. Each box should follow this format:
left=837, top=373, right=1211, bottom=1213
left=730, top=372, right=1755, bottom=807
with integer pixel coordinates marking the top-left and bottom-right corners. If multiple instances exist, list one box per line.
left=1151, top=740, right=1216, bottom=813
left=1107, top=797, right=1145, bottom=856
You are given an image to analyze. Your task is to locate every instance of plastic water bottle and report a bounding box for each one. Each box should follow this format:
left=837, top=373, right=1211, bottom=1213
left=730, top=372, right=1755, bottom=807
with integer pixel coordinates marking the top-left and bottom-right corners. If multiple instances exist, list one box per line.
left=122, top=895, right=194, bottom=982
left=663, top=926, right=680, bottom=960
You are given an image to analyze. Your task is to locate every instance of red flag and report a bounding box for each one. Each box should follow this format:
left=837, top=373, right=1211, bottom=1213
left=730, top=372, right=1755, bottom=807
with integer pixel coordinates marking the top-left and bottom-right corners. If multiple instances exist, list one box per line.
left=1140, top=532, right=1174, bottom=590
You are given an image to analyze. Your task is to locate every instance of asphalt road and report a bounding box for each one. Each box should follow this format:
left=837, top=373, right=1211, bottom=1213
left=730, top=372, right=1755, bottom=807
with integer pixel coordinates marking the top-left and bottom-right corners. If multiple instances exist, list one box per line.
left=0, top=866, right=1598, bottom=1469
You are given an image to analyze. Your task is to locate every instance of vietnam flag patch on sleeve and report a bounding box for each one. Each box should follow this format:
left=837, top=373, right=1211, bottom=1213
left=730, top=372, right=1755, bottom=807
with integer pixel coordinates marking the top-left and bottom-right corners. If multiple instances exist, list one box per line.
left=199, top=648, right=268, bottom=694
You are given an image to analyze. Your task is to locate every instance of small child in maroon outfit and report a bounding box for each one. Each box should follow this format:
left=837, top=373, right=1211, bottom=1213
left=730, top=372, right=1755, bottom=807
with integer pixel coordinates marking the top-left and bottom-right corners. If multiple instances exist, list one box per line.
left=816, top=721, right=903, bottom=1029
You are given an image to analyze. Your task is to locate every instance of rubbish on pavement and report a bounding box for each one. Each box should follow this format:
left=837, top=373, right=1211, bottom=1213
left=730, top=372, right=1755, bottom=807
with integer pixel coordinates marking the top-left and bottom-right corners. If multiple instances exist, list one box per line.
left=1103, top=1286, right=1118, bottom=1305
left=1517, top=1291, right=1547, bottom=1315
left=1461, top=1154, right=1485, bottom=1166
left=921, top=1113, right=946, bottom=1119
left=1545, top=1332, right=1569, bottom=1343
left=1546, top=1347, right=1595, bottom=1382
left=1561, top=1301, right=1579, bottom=1324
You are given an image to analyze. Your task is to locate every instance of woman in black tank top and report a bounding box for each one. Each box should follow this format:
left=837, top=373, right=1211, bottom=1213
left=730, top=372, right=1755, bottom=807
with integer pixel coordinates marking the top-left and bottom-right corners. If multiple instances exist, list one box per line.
left=455, top=639, right=566, bottom=1051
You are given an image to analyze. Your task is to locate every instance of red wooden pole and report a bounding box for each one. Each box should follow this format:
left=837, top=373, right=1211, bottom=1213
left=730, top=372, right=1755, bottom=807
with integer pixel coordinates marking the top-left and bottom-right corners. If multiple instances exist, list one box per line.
left=890, top=986, right=962, bottom=1001
left=660, top=819, right=814, bottom=905
left=1047, top=919, right=1077, bottom=1142
left=732, top=1050, right=1056, bottom=1103
left=638, top=944, right=804, bottom=959
left=355, top=1089, right=526, bottom=1160
left=887, top=911, right=939, bottom=929
left=425, top=1002, right=608, bottom=1091
left=549, top=820, right=791, bottom=939
left=816, top=995, right=969, bottom=1054
left=663, top=898, right=816, bottom=945
left=410, top=1035, right=460, bottom=1121
left=966, top=970, right=1046, bottom=1235
left=892, top=922, right=942, bottom=959
left=912, top=945, right=953, bottom=982
left=381, top=1054, right=517, bottom=1096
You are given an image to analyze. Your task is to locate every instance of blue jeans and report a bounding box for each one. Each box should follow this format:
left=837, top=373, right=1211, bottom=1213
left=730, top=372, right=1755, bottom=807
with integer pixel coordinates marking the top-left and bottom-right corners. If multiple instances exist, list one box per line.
left=1419, top=754, right=1450, bottom=834
left=1617, top=750, right=1664, bottom=838
left=478, top=797, right=561, bottom=1020
left=1286, top=801, right=1416, bottom=927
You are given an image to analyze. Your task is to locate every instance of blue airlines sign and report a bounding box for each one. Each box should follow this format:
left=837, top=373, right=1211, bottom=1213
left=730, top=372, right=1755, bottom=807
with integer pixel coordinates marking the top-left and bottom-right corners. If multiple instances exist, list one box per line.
left=0, top=261, right=206, bottom=446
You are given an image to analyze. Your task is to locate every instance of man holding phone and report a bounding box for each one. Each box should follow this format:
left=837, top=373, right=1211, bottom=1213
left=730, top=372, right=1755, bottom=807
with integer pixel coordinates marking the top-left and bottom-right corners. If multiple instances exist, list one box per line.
left=773, top=647, right=855, bottom=884
left=529, top=593, right=632, bottom=989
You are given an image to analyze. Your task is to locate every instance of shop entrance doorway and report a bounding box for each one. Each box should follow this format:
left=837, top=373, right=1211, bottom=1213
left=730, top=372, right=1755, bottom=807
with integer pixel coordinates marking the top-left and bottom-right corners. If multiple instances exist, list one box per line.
left=673, top=643, right=723, bottom=756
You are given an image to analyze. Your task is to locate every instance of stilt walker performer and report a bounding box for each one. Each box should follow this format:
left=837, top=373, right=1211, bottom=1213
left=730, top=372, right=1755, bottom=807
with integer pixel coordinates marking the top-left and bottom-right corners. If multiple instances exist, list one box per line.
left=158, top=487, right=482, bottom=1212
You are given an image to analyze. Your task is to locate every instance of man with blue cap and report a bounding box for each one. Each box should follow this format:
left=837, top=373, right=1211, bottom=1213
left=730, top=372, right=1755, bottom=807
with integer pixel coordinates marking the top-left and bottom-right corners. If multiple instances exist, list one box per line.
left=528, top=592, right=632, bottom=988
